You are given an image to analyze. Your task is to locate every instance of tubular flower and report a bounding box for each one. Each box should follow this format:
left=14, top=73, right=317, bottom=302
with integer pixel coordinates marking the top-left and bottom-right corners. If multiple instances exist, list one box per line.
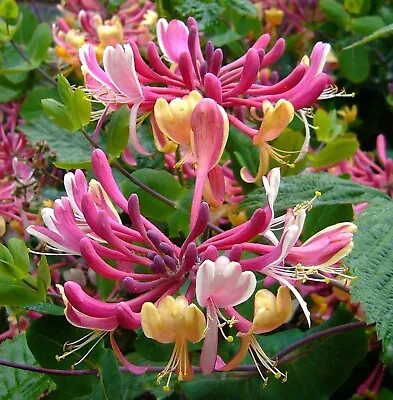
left=241, top=99, right=295, bottom=182
left=79, top=17, right=334, bottom=164
left=56, top=282, right=147, bottom=373
left=196, top=256, right=256, bottom=374
left=222, top=287, right=292, bottom=382
left=53, top=0, right=155, bottom=74
left=141, top=296, right=206, bottom=391
left=330, top=134, right=393, bottom=198
left=26, top=150, right=358, bottom=383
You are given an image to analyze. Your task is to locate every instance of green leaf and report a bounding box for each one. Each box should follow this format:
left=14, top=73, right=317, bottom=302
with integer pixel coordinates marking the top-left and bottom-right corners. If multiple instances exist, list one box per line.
left=269, top=129, right=306, bottom=176
left=27, top=315, right=103, bottom=398
left=351, top=16, right=385, bottom=35
left=242, top=173, right=389, bottom=215
left=107, top=105, right=129, bottom=158
left=344, top=23, right=393, bottom=50
left=320, top=0, right=351, bottom=27
left=57, top=74, right=74, bottom=108
left=226, top=0, right=257, bottom=16
left=313, top=109, right=343, bottom=143
left=73, top=88, right=92, bottom=127
left=0, top=335, right=54, bottom=400
left=20, top=86, right=60, bottom=121
left=42, top=98, right=77, bottom=132
left=0, top=0, right=18, bottom=20
left=338, top=45, right=370, bottom=83
left=344, top=0, right=363, bottom=14
left=26, top=23, right=51, bottom=65
left=182, top=308, right=367, bottom=400
left=301, top=204, right=354, bottom=241
left=22, top=302, right=65, bottom=315
left=308, top=137, right=359, bottom=168
left=7, top=237, right=29, bottom=275
left=22, top=117, right=99, bottom=169
left=92, top=349, right=121, bottom=400
left=346, top=197, right=393, bottom=361
left=122, top=169, right=186, bottom=222
left=37, top=255, right=51, bottom=297
left=177, top=0, right=224, bottom=30
left=0, top=273, right=43, bottom=305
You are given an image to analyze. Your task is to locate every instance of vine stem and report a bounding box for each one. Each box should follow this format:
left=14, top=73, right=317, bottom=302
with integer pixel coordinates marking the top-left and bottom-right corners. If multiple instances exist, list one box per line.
left=0, top=321, right=367, bottom=377
left=80, top=129, right=223, bottom=233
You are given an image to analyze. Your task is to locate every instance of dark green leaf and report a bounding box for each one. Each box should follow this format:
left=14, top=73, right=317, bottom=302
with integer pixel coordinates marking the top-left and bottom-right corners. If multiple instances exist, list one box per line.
left=0, top=273, right=43, bottom=306
left=22, top=117, right=99, bottom=169
left=20, top=86, right=60, bottom=121
left=0, top=335, right=54, bottom=400
left=346, top=197, right=393, bottom=361
left=22, top=302, right=65, bottom=315
left=27, top=315, right=103, bottom=398
left=320, top=0, right=351, bottom=27
left=338, top=45, right=370, bottom=83
left=122, top=169, right=186, bottom=222
left=92, top=349, right=121, bottom=400
left=242, top=173, right=389, bottom=214
left=301, top=204, right=354, bottom=241
left=182, top=309, right=366, bottom=400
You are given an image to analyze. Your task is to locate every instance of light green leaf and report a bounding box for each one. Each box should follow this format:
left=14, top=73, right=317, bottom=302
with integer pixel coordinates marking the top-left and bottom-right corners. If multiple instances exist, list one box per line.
left=73, top=88, right=92, bottom=127
left=351, top=16, right=385, bottom=36
left=107, top=105, right=129, bottom=158
left=0, top=0, right=18, bottom=20
left=42, top=98, right=77, bottom=132
left=7, top=237, right=29, bottom=276
left=0, top=272, right=43, bottom=305
left=308, top=137, right=359, bottom=168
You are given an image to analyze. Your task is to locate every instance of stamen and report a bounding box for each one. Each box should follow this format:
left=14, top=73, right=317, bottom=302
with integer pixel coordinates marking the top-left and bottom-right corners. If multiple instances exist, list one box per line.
left=318, top=85, right=355, bottom=100
left=293, top=191, right=321, bottom=213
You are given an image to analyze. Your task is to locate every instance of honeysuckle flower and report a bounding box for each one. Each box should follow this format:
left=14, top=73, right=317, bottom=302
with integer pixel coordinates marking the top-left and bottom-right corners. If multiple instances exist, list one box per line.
left=221, top=287, right=292, bottom=382
left=79, top=17, right=333, bottom=166
left=56, top=282, right=148, bottom=373
left=53, top=0, right=155, bottom=74
left=331, top=134, right=393, bottom=198
left=27, top=150, right=358, bottom=382
left=196, top=255, right=256, bottom=374
left=141, top=295, right=206, bottom=390
left=241, top=99, right=295, bottom=182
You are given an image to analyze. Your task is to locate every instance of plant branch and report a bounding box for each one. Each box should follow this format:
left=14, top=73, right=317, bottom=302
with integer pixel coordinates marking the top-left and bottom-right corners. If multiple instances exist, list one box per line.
left=0, top=321, right=367, bottom=377
left=80, top=129, right=223, bottom=233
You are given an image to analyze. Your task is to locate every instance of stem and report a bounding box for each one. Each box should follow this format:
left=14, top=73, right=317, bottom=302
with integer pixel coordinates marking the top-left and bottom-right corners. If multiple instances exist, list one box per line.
left=80, top=129, right=223, bottom=233
left=0, top=321, right=368, bottom=376
left=10, top=40, right=57, bottom=86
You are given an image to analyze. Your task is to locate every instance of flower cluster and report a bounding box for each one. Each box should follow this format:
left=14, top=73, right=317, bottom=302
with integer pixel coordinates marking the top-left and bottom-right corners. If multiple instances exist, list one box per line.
left=79, top=17, right=334, bottom=176
left=27, top=149, right=356, bottom=389
left=0, top=102, right=37, bottom=236
left=53, top=0, right=156, bottom=75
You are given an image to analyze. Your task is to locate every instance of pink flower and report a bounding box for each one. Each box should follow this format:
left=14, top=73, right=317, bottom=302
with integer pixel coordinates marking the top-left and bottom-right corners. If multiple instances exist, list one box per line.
left=196, top=256, right=256, bottom=374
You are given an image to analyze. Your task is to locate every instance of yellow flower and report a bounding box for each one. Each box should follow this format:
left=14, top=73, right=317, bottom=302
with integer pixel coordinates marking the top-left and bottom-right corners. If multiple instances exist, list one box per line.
left=222, top=287, right=292, bottom=383
left=338, top=105, right=358, bottom=123
left=241, top=99, right=295, bottom=183
left=141, top=296, right=206, bottom=391
left=153, top=91, right=203, bottom=147
left=96, top=16, right=124, bottom=47
left=264, top=8, right=284, bottom=26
